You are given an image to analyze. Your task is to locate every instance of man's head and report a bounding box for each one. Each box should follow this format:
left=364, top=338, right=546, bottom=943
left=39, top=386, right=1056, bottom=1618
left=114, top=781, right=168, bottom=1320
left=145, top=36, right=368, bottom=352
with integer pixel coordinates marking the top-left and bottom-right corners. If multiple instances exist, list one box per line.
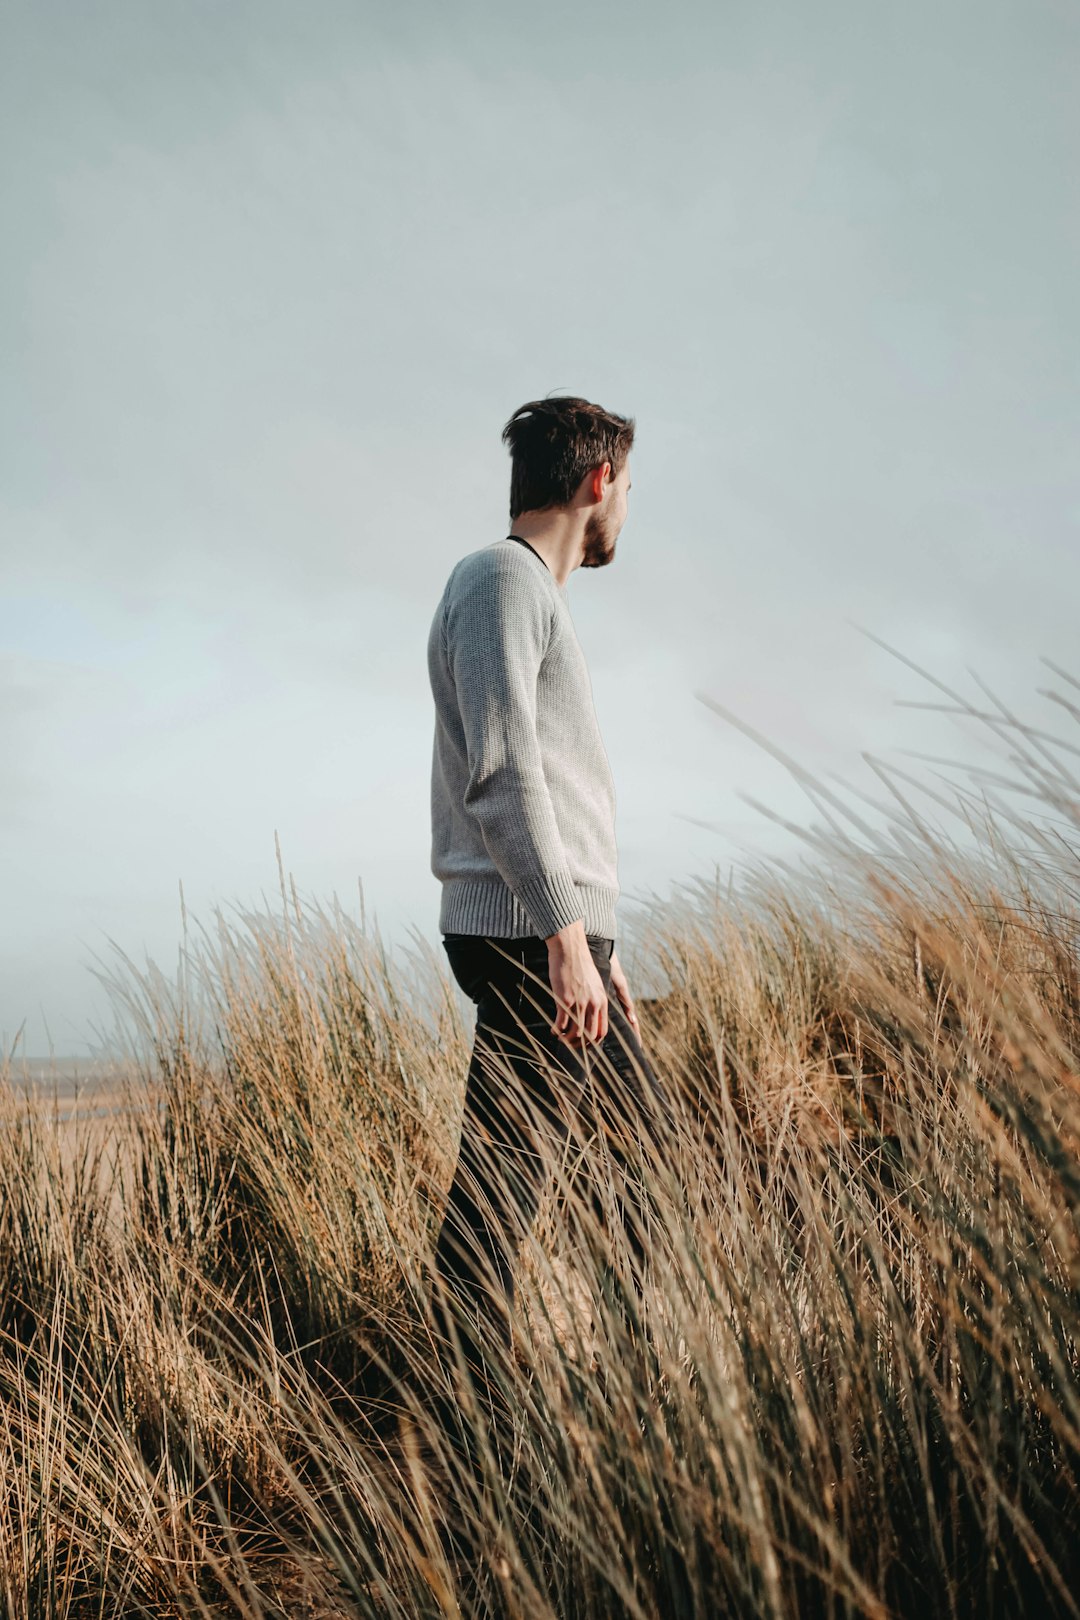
left=501, top=396, right=635, bottom=569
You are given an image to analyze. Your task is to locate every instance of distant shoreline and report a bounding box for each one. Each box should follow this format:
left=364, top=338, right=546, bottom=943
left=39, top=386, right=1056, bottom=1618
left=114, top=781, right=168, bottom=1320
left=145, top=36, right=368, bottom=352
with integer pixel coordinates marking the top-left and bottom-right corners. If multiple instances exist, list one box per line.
left=3, top=1054, right=143, bottom=1103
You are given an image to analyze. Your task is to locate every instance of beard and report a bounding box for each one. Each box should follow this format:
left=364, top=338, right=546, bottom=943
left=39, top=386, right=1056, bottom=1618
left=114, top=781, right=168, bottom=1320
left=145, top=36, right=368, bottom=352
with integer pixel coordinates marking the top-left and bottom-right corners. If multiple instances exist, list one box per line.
left=580, top=506, right=619, bottom=569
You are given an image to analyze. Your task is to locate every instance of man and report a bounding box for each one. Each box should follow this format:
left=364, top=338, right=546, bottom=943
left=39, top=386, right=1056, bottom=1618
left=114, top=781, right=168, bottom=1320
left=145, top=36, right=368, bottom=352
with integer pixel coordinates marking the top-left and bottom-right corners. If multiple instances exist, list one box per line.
left=425, top=395, right=671, bottom=1436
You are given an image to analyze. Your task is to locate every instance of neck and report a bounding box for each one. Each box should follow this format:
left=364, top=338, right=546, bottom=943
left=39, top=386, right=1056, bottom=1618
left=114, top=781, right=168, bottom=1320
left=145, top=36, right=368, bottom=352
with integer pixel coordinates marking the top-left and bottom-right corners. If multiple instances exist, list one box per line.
left=508, top=508, right=587, bottom=590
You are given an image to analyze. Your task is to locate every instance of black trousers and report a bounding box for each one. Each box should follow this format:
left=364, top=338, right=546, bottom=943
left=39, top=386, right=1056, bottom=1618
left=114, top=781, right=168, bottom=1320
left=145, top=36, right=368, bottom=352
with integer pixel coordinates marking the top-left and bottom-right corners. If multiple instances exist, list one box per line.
left=431, top=932, right=673, bottom=1397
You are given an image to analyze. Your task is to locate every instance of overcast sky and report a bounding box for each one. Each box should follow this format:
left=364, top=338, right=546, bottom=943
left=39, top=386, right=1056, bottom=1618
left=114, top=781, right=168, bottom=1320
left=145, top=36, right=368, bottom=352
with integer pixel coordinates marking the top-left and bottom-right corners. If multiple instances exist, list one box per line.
left=3, top=0, right=1077, bottom=1056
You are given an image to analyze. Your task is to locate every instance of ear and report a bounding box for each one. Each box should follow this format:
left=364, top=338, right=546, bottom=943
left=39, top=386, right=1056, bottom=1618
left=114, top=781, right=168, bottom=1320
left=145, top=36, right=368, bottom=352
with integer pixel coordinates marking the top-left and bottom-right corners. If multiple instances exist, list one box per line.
left=589, top=461, right=612, bottom=503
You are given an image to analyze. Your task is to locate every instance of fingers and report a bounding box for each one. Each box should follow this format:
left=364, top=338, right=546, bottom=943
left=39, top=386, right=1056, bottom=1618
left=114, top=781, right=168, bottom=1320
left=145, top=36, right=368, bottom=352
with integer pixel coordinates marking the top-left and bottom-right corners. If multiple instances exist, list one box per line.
left=552, top=1007, right=577, bottom=1047
left=588, top=1000, right=605, bottom=1045
left=610, top=981, right=639, bottom=1036
left=551, top=995, right=608, bottom=1049
left=551, top=1006, right=574, bottom=1046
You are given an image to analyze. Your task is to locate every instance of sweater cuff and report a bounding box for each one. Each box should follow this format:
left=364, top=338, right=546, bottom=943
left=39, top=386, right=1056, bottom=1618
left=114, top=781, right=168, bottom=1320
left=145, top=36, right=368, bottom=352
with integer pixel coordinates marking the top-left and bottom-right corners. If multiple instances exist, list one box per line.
left=516, top=872, right=585, bottom=941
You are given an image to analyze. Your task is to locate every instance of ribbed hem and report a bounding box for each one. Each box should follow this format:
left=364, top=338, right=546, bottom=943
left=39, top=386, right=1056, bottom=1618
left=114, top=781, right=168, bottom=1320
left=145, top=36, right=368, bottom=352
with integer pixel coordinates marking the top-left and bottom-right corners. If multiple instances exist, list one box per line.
left=439, top=877, right=618, bottom=942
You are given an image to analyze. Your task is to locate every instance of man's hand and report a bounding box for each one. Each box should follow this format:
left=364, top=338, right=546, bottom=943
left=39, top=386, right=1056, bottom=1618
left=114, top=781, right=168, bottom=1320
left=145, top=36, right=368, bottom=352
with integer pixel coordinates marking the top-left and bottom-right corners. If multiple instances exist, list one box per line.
left=546, top=922, right=609, bottom=1049
left=608, top=949, right=640, bottom=1037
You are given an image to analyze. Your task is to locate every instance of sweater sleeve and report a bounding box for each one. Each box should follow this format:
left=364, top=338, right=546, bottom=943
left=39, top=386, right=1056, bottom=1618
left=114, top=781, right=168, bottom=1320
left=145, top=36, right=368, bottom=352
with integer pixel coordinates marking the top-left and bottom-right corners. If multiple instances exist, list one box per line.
left=445, top=553, right=584, bottom=940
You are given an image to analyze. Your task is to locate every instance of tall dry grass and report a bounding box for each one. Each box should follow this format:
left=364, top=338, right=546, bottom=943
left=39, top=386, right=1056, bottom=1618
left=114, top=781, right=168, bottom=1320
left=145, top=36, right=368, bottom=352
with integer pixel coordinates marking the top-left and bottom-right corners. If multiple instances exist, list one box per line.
left=1, top=664, right=1079, bottom=1617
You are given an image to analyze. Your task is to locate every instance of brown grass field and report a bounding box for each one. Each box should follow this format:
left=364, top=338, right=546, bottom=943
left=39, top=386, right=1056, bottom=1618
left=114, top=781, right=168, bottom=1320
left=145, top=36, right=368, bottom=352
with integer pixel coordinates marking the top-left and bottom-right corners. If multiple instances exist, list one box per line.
left=2, top=670, right=1079, bottom=1618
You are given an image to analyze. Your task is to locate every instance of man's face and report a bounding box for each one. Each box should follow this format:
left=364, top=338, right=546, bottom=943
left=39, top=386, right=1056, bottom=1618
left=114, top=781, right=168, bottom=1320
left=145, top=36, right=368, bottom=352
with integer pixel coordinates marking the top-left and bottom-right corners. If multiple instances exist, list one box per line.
left=580, top=458, right=631, bottom=569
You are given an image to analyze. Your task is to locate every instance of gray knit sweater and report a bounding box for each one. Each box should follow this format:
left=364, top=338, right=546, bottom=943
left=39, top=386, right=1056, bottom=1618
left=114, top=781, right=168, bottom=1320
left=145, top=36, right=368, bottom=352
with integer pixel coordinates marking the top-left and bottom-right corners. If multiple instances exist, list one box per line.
left=427, top=537, right=619, bottom=941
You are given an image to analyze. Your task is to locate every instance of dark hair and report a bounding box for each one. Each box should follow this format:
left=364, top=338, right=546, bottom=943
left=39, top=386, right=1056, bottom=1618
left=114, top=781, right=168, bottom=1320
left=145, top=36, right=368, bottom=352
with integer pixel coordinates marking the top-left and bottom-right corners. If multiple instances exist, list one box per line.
left=501, top=395, right=635, bottom=521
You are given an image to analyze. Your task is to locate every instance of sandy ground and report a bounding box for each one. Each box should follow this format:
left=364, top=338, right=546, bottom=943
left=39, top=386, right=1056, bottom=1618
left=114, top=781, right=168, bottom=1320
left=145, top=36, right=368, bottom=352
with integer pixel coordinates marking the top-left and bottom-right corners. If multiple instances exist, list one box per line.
left=2, top=1055, right=162, bottom=1222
